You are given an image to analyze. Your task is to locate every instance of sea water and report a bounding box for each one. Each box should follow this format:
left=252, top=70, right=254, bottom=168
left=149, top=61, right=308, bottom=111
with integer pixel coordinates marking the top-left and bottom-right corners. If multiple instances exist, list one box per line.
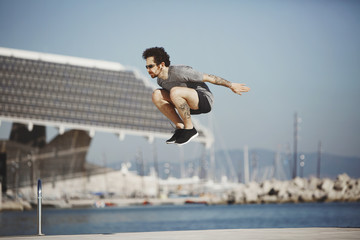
left=1, top=202, right=359, bottom=236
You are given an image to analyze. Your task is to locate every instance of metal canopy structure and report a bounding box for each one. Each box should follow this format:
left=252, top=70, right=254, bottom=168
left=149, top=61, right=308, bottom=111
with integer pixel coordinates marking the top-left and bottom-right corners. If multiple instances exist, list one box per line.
left=0, top=47, right=213, bottom=147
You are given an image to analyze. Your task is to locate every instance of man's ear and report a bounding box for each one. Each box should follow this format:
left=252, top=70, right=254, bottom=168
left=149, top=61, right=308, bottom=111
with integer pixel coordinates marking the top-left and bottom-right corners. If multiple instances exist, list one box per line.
left=160, top=62, right=165, bottom=68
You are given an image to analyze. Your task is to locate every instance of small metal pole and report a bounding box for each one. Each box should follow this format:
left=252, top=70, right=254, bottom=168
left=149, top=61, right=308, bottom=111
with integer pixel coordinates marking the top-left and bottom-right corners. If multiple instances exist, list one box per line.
left=37, top=179, right=44, bottom=236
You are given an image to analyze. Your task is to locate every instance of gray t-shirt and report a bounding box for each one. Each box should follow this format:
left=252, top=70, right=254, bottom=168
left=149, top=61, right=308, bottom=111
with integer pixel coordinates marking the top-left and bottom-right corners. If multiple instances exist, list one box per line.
left=157, top=65, right=214, bottom=106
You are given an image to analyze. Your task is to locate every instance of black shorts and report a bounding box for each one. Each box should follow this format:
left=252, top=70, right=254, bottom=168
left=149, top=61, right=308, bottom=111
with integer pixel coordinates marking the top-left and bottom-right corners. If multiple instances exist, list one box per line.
left=190, top=90, right=212, bottom=115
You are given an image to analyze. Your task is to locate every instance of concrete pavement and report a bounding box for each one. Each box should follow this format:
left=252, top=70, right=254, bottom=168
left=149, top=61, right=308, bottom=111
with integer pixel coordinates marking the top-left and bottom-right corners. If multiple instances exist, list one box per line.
left=1, top=228, right=360, bottom=240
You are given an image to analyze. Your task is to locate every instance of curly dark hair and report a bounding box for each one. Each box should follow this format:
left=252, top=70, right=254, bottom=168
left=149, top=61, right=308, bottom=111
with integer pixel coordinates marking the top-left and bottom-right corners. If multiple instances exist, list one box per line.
left=142, top=47, right=171, bottom=67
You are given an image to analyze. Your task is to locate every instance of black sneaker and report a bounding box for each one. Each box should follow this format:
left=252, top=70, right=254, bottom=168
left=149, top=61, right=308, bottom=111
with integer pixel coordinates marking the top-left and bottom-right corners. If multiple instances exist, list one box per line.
left=166, top=129, right=184, bottom=144
left=175, top=128, right=198, bottom=145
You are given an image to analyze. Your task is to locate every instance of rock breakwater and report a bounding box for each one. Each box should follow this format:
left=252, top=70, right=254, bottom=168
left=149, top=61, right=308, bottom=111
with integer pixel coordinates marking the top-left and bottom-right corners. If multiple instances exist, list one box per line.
left=230, top=174, right=360, bottom=204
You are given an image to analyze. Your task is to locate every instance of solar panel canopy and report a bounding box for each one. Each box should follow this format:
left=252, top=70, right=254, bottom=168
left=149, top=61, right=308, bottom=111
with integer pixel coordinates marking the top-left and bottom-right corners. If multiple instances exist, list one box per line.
left=0, top=47, right=213, bottom=147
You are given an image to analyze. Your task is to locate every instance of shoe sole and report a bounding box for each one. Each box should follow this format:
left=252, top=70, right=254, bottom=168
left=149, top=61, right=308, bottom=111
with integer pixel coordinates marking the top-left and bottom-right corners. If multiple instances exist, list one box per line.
left=175, top=132, right=199, bottom=146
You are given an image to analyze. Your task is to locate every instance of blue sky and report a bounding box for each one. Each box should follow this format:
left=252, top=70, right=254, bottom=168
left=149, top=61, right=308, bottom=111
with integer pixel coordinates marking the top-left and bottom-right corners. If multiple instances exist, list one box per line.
left=0, top=0, right=359, bottom=167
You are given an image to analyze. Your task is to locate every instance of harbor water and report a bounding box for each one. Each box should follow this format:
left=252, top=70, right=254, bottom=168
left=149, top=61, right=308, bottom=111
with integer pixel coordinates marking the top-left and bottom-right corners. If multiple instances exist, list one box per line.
left=1, top=202, right=360, bottom=236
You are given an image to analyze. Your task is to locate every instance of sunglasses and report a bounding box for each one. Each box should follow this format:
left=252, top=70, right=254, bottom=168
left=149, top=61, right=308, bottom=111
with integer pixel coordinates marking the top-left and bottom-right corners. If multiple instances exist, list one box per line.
left=145, top=64, right=156, bottom=69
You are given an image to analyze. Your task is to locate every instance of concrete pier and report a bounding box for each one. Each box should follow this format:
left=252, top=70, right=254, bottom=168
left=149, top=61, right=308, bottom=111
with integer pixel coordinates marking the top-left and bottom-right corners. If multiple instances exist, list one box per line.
left=1, top=228, right=359, bottom=240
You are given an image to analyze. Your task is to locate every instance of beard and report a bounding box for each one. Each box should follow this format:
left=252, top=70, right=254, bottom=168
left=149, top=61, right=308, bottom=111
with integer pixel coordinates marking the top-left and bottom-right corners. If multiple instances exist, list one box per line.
left=149, top=72, right=158, bottom=78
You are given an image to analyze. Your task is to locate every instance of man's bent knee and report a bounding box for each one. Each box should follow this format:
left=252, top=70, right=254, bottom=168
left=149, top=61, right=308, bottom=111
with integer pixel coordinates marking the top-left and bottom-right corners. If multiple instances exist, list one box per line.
left=152, top=89, right=163, bottom=104
left=170, top=87, right=199, bottom=109
left=152, top=89, right=173, bottom=107
left=169, top=87, right=185, bottom=101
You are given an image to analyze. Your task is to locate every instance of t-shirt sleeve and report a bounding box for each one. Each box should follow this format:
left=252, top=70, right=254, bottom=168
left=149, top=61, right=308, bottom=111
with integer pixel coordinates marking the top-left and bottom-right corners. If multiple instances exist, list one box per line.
left=179, top=66, right=203, bottom=83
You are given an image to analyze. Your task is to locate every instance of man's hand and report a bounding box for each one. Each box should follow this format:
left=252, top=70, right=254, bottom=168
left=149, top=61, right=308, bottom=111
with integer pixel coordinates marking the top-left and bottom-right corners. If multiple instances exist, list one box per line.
left=203, top=74, right=250, bottom=95
left=230, top=83, right=250, bottom=95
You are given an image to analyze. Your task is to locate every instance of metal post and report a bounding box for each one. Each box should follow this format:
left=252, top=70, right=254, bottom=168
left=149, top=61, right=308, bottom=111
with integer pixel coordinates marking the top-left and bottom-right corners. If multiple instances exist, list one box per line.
left=37, top=179, right=44, bottom=236
left=243, top=145, right=249, bottom=184
left=299, top=154, right=305, bottom=178
left=317, top=141, right=322, bottom=179
left=293, top=113, right=298, bottom=179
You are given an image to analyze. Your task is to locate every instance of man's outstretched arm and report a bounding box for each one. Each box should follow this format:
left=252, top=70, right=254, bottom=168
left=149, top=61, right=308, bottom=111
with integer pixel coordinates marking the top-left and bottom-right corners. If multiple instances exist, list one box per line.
left=203, top=74, right=250, bottom=95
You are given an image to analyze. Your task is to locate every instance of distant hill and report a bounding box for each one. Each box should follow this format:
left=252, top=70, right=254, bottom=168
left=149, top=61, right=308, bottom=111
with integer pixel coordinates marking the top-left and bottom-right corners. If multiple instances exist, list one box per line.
left=298, top=152, right=360, bottom=179
left=214, top=149, right=360, bottom=181
left=106, top=148, right=360, bottom=181
left=216, top=149, right=360, bottom=180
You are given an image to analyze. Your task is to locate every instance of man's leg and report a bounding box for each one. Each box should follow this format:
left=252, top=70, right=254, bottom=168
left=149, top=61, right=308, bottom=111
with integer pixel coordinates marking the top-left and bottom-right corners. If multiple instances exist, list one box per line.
left=152, top=89, right=184, bottom=129
left=169, top=87, right=199, bottom=130
left=152, top=87, right=200, bottom=145
left=168, top=87, right=199, bottom=145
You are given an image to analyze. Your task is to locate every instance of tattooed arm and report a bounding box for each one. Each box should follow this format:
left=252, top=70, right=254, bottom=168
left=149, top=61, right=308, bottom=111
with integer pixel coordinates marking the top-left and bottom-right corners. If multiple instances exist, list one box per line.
left=203, top=74, right=250, bottom=95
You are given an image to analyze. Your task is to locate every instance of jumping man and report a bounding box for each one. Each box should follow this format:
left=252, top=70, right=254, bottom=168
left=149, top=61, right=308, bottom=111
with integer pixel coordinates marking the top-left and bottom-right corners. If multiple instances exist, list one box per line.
left=142, top=47, right=250, bottom=145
